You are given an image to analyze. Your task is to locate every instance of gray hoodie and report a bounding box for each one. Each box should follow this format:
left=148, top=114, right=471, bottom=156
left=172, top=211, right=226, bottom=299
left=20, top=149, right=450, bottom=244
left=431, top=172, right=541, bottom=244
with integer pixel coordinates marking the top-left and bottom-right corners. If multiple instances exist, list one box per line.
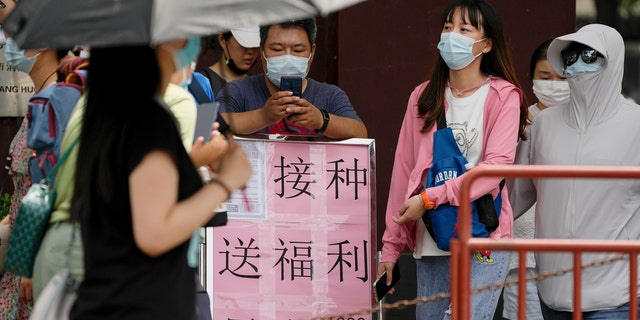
left=509, top=24, right=640, bottom=311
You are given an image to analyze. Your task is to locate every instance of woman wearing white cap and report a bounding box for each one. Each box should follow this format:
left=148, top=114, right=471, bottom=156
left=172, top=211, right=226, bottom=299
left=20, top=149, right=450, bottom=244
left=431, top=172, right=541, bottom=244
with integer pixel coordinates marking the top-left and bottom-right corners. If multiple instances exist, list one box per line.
left=199, top=26, right=260, bottom=95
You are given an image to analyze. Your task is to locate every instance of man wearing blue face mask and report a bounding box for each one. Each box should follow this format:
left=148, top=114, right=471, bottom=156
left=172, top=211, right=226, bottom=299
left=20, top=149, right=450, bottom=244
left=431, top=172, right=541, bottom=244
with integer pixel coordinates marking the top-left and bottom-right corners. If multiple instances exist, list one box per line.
left=216, top=18, right=367, bottom=139
left=509, top=24, right=640, bottom=319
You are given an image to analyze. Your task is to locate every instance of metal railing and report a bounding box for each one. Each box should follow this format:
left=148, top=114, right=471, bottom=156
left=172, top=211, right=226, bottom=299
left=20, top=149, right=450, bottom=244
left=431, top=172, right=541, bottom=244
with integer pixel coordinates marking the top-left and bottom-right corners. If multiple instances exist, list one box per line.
left=451, top=165, right=640, bottom=320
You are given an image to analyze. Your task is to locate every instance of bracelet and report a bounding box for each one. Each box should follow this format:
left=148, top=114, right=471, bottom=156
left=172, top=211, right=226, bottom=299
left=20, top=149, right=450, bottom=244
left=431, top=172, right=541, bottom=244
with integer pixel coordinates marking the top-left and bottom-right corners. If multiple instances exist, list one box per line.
left=209, top=178, right=232, bottom=200
left=315, top=109, right=330, bottom=133
left=420, top=190, right=435, bottom=209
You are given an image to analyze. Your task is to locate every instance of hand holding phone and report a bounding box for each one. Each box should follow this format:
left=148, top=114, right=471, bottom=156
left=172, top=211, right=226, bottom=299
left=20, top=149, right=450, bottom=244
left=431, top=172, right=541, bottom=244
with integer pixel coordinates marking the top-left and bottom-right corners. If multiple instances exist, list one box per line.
left=193, top=101, right=221, bottom=144
left=373, top=262, right=401, bottom=302
left=280, top=76, right=302, bottom=97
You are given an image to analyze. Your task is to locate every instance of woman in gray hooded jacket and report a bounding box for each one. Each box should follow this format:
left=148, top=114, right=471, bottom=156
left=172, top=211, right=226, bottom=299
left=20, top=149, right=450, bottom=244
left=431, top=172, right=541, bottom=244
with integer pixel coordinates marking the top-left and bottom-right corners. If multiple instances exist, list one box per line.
left=509, top=24, right=640, bottom=318
left=510, top=24, right=640, bottom=319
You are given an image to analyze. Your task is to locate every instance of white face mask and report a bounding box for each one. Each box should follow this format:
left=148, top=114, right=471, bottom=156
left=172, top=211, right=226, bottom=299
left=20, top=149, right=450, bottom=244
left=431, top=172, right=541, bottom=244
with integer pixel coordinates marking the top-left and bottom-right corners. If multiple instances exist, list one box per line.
left=532, top=79, right=570, bottom=107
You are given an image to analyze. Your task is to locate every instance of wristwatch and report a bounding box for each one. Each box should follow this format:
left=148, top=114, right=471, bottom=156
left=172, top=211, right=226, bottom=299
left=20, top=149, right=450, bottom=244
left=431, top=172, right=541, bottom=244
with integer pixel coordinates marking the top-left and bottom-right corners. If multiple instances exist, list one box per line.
left=316, top=109, right=330, bottom=133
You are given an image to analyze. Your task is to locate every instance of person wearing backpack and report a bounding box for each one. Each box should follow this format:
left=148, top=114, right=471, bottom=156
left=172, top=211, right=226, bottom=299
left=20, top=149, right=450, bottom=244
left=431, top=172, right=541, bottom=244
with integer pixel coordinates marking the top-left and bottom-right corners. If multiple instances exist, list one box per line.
left=0, top=38, right=73, bottom=318
left=30, top=54, right=89, bottom=302
left=32, top=40, right=228, bottom=319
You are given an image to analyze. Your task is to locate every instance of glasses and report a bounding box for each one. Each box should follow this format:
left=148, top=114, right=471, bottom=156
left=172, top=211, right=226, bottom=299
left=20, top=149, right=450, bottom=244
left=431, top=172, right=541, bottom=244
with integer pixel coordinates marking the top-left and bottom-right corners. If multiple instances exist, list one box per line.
left=561, top=48, right=599, bottom=67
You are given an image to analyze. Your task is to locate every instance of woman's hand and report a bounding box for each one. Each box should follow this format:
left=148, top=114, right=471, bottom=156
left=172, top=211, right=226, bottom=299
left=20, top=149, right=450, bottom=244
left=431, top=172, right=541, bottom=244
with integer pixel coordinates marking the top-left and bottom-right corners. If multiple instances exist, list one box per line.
left=377, top=262, right=397, bottom=293
left=216, top=141, right=253, bottom=191
left=189, top=122, right=229, bottom=169
left=392, top=194, right=427, bottom=225
left=19, top=277, right=33, bottom=303
left=263, top=91, right=300, bottom=125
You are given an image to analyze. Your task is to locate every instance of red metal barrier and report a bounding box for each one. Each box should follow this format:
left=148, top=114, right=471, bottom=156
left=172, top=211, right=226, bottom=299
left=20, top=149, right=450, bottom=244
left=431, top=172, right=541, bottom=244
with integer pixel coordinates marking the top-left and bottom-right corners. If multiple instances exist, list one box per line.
left=451, top=165, right=640, bottom=320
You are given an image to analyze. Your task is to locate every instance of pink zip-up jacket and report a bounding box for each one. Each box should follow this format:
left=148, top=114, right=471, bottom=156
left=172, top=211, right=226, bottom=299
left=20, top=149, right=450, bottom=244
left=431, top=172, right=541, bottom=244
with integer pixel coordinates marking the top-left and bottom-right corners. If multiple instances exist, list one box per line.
left=381, top=77, right=521, bottom=263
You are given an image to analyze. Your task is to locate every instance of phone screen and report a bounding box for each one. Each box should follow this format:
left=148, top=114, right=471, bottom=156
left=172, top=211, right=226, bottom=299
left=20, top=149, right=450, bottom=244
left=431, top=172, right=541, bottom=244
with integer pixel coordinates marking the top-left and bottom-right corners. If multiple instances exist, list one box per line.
left=373, top=262, right=401, bottom=302
left=193, top=101, right=221, bottom=144
left=280, top=76, right=302, bottom=97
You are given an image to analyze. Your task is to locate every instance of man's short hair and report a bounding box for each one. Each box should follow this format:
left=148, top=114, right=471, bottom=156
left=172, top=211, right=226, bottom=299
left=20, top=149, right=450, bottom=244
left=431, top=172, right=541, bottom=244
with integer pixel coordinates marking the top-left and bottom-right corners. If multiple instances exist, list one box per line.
left=260, top=17, right=317, bottom=47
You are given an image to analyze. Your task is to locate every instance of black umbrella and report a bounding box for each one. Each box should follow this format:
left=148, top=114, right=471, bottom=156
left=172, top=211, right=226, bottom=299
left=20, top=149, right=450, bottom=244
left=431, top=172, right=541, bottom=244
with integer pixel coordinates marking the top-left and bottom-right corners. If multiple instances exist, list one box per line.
left=3, top=0, right=367, bottom=49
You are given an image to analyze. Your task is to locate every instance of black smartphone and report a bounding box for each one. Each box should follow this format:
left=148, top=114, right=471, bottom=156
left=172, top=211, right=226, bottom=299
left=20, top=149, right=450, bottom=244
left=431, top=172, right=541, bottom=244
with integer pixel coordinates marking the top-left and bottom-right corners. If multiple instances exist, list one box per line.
left=280, top=76, right=303, bottom=97
left=193, top=101, right=221, bottom=144
left=373, top=262, right=401, bottom=302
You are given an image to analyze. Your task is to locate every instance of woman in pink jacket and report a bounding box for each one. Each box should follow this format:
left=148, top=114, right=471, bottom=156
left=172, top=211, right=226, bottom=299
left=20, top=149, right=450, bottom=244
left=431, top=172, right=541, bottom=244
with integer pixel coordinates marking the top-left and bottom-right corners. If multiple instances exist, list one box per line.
left=378, top=0, right=528, bottom=319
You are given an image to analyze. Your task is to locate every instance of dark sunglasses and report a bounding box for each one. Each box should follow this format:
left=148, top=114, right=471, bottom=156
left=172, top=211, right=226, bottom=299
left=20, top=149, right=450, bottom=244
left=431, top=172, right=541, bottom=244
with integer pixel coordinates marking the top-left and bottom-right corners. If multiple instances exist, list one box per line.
left=561, top=48, right=599, bottom=67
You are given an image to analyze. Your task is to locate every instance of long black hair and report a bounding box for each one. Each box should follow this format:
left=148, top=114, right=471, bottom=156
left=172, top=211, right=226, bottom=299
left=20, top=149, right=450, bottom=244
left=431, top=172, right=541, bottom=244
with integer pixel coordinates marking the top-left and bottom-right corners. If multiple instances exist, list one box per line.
left=72, top=45, right=160, bottom=222
left=417, top=0, right=529, bottom=141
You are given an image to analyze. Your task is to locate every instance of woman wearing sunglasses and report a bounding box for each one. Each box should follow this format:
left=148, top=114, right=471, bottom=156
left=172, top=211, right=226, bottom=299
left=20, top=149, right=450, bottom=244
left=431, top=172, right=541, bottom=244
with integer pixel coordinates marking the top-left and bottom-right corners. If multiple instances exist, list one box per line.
left=510, top=24, right=640, bottom=319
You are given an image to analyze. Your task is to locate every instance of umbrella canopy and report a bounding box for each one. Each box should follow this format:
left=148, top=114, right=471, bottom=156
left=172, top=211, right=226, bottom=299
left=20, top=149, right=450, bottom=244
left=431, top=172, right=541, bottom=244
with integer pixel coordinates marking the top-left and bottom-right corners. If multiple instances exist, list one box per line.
left=3, top=0, right=366, bottom=49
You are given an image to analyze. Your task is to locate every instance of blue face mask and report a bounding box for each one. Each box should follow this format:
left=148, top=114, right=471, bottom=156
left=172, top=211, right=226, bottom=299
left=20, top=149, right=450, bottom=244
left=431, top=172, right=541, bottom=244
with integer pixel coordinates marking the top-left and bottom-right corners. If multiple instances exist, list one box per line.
left=437, top=32, right=486, bottom=70
left=264, top=52, right=310, bottom=87
left=173, top=36, right=201, bottom=70
left=563, top=56, right=605, bottom=77
left=4, top=38, right=41, bottom=73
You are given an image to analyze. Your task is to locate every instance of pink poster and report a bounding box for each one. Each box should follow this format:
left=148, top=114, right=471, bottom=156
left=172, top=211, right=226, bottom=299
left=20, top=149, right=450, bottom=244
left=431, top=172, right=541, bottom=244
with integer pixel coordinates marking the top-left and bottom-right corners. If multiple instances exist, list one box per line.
left=212, top=138, right=376, bottom=320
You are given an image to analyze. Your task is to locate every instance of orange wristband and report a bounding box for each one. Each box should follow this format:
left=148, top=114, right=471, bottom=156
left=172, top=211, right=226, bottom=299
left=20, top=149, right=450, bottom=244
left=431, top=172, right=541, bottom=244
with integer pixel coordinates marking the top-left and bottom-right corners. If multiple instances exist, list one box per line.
left=420, top=190, right=435, bottom=209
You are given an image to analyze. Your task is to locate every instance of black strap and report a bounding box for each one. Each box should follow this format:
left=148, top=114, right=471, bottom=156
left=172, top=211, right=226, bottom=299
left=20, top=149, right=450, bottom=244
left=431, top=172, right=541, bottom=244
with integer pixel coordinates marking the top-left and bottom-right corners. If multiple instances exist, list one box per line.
left=198, top=68, right=225, bottom=96
left=434, top=107, right=505, bottom=189
left=188, top=75, right=231, bottom=135
left=188, top=80, right=212, bottom=104
left=436, top=109, right=447, bottom=130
